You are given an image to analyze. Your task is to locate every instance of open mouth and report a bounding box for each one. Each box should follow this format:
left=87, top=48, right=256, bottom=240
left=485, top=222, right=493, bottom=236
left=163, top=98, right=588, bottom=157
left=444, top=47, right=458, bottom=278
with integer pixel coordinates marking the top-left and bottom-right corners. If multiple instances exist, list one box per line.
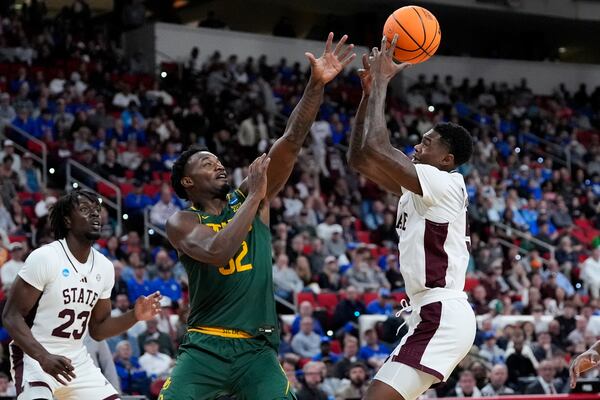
left=217, top=172, right=228, bottom=180
left=91, top=221, right=101, bottom=228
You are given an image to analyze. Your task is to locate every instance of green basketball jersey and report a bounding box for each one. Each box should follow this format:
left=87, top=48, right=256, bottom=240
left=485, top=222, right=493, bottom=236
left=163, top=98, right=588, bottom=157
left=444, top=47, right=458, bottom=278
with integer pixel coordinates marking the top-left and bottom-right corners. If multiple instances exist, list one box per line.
left=180, top=189, right=279, bottom=346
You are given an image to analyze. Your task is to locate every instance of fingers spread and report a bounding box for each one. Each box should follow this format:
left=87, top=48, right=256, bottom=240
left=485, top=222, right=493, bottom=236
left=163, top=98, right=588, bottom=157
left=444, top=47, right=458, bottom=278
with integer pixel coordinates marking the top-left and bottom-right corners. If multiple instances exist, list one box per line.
left=342, top=53, right=357, bottom=68
left=390, top=33, right=399, bottom=55
left=338, top=44, right=354, bottom=63
left=324, top=32, right=334, bottom=54
left=304, top=52, right=317, bottom=66
left=362, top=54, right=370, bottom=69
left=333, top=34, right=348, bottom=55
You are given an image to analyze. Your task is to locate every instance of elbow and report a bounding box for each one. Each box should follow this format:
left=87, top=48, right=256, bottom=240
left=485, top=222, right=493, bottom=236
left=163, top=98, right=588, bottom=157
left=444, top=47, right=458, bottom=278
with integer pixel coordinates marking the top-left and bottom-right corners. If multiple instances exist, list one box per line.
left=203, top=241, right=235, bottom=266
left=88, top=325, right=104, bottom=341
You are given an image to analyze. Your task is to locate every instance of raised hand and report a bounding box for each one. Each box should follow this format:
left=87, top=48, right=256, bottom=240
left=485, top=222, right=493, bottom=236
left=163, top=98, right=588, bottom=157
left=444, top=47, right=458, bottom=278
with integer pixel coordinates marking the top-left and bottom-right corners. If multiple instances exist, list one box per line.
left=247, top=153, right=271, bottom=200
left=305, top=32, right=356, bottom=86
left=39, top=353, right=76, bottom=385
left=369, top=34, right=412, bottom=83
left=569, top=348, right=600, bottom=388
left=134, top=291, right=162, bottom=321
left=358, top=54, right=373, bottom=96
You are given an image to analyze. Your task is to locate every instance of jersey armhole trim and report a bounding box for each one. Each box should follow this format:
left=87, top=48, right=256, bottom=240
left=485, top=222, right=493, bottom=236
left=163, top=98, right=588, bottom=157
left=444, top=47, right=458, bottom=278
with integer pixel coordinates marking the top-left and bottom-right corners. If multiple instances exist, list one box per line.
left=235, top=188, right=246, bottom=199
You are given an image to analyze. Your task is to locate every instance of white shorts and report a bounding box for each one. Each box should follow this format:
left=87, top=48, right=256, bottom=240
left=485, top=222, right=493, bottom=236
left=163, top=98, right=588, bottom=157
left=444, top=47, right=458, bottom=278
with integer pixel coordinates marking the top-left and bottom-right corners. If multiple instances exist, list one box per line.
left=374, top=298, right=476, bottom=400
left=10, top=343, right=119, bottom=400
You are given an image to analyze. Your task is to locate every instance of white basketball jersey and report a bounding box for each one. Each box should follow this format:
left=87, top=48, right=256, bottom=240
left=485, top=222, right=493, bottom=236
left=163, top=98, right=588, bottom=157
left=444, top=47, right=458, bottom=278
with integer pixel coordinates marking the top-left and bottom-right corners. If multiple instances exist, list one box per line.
left=396, top=164, right=470, bottom=301
left=16, top=239, right=114, bottom=360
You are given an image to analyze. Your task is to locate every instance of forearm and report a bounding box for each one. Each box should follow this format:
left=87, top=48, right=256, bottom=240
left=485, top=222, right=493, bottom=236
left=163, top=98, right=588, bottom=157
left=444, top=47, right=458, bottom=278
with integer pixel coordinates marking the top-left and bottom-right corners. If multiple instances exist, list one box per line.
left=591, top=340, right=600, bottom=354
left=201, top=195, right=262, bottom=264
left=364, top=79, right=392, bottom=151
left=282, top=78, right=324, bottom=148
left=90, top=309, right=138, bottom=341
left=347, top=93, right=369, bottom=165
left=4, top=313, right=50, bottom=360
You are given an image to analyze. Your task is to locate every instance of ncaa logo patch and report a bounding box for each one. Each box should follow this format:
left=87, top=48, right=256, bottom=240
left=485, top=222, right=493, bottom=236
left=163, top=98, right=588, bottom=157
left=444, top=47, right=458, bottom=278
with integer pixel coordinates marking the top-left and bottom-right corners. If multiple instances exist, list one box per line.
left=96, top=274, right=101, bottom=282
left=62, top=268, right=70, bottom=277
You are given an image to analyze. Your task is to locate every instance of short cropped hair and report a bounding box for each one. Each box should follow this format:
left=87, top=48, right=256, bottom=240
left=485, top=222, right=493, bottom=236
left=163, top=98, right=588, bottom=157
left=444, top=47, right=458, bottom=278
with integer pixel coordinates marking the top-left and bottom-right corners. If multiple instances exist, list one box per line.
left=170, top=145, right=209, bottom=200
left=434, top=122, right=473, bottom=167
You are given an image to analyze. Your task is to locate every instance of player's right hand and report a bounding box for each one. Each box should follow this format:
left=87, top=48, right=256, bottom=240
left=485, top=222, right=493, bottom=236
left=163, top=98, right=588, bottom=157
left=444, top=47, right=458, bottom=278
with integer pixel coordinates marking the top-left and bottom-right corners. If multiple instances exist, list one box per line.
left=247, top=153, right=271, bottom=200
left=569, top=348, right=600, bottom=388
left=39, top=353, right=77, bottom=385
left=358, top=54, right=372, bottom=96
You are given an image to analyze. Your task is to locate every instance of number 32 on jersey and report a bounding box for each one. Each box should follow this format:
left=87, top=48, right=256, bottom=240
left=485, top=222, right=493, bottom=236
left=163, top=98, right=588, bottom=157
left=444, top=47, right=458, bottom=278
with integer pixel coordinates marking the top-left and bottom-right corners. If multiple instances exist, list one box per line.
left=218, top=240, right=253, bottom=276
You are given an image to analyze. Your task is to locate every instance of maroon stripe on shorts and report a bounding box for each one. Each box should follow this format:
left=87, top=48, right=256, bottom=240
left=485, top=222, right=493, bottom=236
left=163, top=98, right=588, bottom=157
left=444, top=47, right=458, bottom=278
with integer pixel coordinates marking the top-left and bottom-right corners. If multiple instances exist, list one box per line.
left=424, top=219, right=449, bottom=288
left=102, top=395, right=121, bottom=400
left=30, top=381, right=52, bottom=390
left=392, top=301, right=444, bottom=381
left=10, top=342, right=24, bottom=396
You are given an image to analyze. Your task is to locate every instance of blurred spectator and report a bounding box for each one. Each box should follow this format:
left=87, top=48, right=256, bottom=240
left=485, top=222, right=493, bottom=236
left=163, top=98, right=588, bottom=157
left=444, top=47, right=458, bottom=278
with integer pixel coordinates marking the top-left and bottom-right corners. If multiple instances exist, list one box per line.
left=335, top=335, right=361, bottom=379
left=273, top=253, right=303, bottom=302
left=138, top=318, right=175, bottom=358
left=446, top=370, right=482, bottom=397
left=325, top=226, right=346, bottom=257
left=0, top=140, right=20, bottom=172
left=0, top=94, right=16, bottom=123
left=291, top=317, right=322, bottom=358
left=506, top=330, right=537, bottom=387
left=358, top=329, right=390, bottom=370
left=114, top=340, right=149, bottom=395
left=481, top=364, right=514, bottom=396
left=318, top=255, right=341, bottom=291
left=138, top=337, right=173, bottom=379
left=0, top=198, right=15, bottom=234
left=335, top=362, right=369, bottom=400
left=111, top=262, right=129, bottom=301
left=366, top=288, right=394, bottom=316
left=347, top=248, right=389, bottom=293
left=582, top=247, right=600, bottom=298
left=292, top=301, right=324, bottom=336
left=127, top=261, right=153, bottom=304
left=151, top=263, right=182, bottom=304
left=18, top=153, right=42, bottom=193
left=297, top=361, right=328, bottom=400
left=332, top=286, right=366, bottom=330
left=150, top=186, right=181, bottom=228
left=313, top=337, right=341, bottom=363
left=524, top=360, right=562, bottom=394
left=1, top=242, right=25, bottom=291
left=0, top=372, right=16, bottom=397
left=478, top=332, right=505, bottom=365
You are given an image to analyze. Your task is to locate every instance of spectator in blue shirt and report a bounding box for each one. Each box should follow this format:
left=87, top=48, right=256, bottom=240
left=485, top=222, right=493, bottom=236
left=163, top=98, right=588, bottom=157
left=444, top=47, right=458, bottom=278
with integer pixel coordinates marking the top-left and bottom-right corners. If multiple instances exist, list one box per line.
left=121, top=100, right=145, bottom=129
left=11, top=107, right=37, bottom=136
left=126, top=263, right=153, bottom=304
left=291, top=301, right=324, bottom=336
left=366, top=288, right=394, bottom=316
left=312, top=337, right=340, bottom=363
left=359, top=329, right=391, bottom=370
left=114, top=340, right=150, bottom=395
left=124, top=182, right=153, bottom=215
left=151, top=264, right=182, bottom=304
left=34, top=108, right=55, bottom=139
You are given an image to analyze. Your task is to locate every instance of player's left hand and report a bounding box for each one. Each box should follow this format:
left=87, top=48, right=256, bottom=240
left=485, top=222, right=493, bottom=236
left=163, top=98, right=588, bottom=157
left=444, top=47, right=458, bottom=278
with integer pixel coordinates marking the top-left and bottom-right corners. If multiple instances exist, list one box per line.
left=305, top=32, right=356, bottom=86
left=134, top=291, right=162, bottom=321
left=569, top=348, right=600, bottom=388
left=369, top=34, right=412, bottom=83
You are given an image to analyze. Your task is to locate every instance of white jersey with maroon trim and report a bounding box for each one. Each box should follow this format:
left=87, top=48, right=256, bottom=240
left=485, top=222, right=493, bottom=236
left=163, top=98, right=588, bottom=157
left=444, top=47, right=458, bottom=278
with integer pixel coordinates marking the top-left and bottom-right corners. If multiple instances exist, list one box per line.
left=396, top=163, right=470, bottom=302
left=15, top=239, right=114, bottom=360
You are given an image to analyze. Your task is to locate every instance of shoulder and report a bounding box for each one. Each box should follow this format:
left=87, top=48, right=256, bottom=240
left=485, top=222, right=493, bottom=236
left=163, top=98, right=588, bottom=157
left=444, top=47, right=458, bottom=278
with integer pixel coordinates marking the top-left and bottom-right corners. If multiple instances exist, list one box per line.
left=166, top=209, right=199, bottom=234
left=25, top=242, right=61, bottom=265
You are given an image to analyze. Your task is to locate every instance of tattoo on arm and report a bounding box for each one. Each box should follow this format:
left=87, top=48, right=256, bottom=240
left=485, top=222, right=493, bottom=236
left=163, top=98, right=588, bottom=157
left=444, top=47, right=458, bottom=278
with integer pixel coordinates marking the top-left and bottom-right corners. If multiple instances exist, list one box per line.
left=364, top=81, right=391, bottom=150
left=282, top=79, right=324, bottom=147
left=348, top=94, right=369, bottom=161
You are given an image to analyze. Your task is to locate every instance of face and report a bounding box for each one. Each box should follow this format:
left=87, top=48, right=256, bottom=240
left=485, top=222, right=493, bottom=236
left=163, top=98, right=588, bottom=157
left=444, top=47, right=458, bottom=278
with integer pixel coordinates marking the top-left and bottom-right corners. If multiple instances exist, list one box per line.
left=349, top=367, right=366, bottom=385
left=490, top=366, right=508, bottom=386
left=118, top=343, right=132, bottom=359
left=66, top=196, right=102, bottom=240
left=539, top=362, right=555, bottom=382
left=144, top=342, right=159, bottom=355
left=300, top=318, right=313, bottom=334
left=413, top=130, right=453, bottom=169
left=182, top=152, right=230, bottom=200
left=304, top=365, right=322, bottom=387
left=459, top=373, right=475, bottom=392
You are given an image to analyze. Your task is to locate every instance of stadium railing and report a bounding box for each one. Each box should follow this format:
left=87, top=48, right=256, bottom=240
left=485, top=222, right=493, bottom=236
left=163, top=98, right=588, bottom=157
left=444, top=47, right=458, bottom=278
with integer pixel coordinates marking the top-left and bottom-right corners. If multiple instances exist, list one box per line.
left=492, top=221, right=556, bottom=261
left=1, top=121, right=48, bottom=186
left=518, top=131, right=574, bottom=174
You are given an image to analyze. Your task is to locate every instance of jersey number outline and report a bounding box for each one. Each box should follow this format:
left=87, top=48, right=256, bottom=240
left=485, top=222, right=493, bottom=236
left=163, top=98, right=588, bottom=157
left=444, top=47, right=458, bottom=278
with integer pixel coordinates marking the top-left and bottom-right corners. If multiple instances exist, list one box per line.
left=218, top=240, right=253, bottom=276
left=51, top=309, right=91, bottom=339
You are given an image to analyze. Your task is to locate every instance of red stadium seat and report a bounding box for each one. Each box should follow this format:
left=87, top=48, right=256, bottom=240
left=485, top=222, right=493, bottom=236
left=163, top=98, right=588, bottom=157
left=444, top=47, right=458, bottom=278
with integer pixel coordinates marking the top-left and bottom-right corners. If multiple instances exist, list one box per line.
left=143, top=184, right=161, bottom=197
left=8, top=235, right=26, bottom=243
left=162, top=172, right=172, bottom=183
left=296, top=292, right=317, bottom=307
left=27, top=139, right=44, bottom=154
left=391, top=292, right=407, bottom=304
left=330, top=339, right=342, bottom=354
left=119, top=182, right=135, bottom=197
left=124, top=169, right=135, bottom=180
left=316, top=293, right=339, bottom=313
left=356, top=231, right=371, bottom=243
left=97, top=181, right=117, bottom=198
left=362, top=292, right=378, bottom=306
left=464, top=277, right=480, bottom=293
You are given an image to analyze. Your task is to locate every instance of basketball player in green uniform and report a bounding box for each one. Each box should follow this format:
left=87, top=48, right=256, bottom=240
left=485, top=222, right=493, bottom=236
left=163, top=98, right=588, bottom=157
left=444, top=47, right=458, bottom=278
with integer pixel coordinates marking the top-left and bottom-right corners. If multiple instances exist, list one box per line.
left=159, top=33, right=355, bottom=400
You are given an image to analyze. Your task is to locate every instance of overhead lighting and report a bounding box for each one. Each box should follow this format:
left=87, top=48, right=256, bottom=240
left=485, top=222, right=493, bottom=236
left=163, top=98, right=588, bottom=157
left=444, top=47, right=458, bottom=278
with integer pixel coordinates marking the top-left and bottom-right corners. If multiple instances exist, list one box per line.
left=558, top=47, right=566, bottom=54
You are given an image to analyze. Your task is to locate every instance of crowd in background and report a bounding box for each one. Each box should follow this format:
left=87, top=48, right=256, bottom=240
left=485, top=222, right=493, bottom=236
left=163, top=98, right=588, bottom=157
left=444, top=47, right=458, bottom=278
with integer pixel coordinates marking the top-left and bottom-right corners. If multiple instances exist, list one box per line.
left=0, top=1, right=600, bottom=399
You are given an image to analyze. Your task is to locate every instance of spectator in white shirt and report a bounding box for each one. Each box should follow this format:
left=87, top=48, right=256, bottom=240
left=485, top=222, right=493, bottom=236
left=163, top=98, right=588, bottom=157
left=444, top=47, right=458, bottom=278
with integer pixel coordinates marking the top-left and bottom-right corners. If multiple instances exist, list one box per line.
left=113, top=84, right=141, bottom=109
left=273, top=253, right=303, bottom=302
left=139, top=338, right=173, bottom=379
left=582, top=248, right=600, bottom=298
left=0, top=372, right=16, bottom=397
left=0, top=140, right=21, bottom=173
left=1, top=242, right=25, bottom=290
left=150, top=187, right=181, bottom=228
left=291, top=317, right=322, bottom=358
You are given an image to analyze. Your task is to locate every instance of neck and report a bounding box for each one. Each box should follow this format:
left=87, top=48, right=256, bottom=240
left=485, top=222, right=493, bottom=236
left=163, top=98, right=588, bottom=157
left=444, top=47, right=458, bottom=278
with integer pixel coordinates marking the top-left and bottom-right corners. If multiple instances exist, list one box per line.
left=65, top=234, right=93, bottom=263
left=194, top=196, right=227, bottom=215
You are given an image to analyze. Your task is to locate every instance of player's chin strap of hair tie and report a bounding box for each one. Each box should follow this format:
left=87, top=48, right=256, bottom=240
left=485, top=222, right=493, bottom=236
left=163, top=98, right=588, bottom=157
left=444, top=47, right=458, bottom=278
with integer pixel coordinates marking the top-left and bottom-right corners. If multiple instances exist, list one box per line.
left=395, top=298, right=412, bottom=336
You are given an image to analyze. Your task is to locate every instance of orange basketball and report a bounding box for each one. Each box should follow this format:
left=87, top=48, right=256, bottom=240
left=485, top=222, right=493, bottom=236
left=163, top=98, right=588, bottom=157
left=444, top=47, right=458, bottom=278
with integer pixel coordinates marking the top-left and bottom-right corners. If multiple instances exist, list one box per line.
left=383, top=5, right=441, bottom=64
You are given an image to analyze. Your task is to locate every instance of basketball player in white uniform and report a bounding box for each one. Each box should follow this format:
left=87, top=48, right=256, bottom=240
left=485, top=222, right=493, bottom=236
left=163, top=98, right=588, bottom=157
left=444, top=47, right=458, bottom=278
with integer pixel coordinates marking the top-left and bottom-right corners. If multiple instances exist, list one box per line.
left=3, top=189, right=162, bottom=400
left=347, top=35, right=476, bottom=400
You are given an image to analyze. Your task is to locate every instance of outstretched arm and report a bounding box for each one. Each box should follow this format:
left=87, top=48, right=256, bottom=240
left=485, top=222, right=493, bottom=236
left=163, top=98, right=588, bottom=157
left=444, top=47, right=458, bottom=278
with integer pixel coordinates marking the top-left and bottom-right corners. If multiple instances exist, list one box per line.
left=351, top=36, right=422, bottom=196
left=239, top=32, right=355, bottom=200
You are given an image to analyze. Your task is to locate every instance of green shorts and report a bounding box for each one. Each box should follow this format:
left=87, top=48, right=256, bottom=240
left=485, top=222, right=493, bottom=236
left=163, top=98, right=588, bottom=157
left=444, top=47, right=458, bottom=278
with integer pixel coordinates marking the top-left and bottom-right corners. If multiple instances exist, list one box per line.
left=158, top=331, right=295, bottom=400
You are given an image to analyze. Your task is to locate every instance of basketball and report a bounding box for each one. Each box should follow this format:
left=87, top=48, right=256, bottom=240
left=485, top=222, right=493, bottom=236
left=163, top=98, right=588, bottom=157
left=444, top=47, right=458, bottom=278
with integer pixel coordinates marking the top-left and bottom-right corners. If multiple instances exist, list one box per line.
left=383, top=5, right=441, bottom=64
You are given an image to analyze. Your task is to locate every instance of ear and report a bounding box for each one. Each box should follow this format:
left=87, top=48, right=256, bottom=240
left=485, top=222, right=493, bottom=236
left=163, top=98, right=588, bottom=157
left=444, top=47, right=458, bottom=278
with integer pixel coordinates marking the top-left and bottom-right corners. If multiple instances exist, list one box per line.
left=441, top=152, right=455, bottom=169
left=181, top=176, right=193, bottom=189
left=64, top=215, right=72, bottom=230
